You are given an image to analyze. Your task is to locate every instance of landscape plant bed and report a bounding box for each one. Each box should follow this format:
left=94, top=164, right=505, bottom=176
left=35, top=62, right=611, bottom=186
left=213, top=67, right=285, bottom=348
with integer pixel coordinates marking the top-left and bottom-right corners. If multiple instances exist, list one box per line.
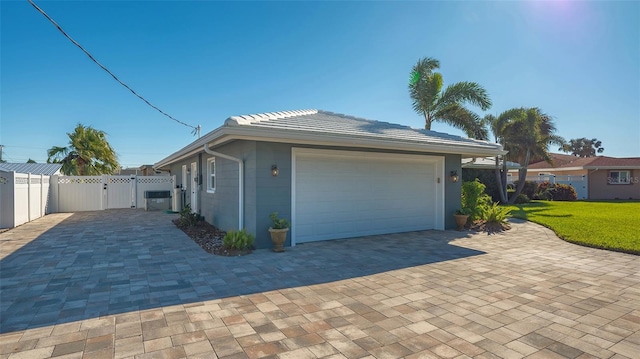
left=469, top=220, right=511, bottom=234
left=172, top=219, right=252, bottom=256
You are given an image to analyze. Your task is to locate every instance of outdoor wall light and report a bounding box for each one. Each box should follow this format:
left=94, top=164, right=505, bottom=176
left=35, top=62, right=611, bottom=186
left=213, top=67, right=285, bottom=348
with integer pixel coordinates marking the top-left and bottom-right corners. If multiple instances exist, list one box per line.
left=450, top=170, right=459, bottom=183
left=271, top=165, right=279, bottom=177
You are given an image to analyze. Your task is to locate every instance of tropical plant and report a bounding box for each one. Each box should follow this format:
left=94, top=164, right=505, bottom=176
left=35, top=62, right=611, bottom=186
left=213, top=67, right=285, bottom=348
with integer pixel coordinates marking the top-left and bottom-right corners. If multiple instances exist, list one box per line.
left=223, top=229, right=255, bottom=250
left=486, top=108, right=565, bottom=203
left=539, top=184, right=578, bottom=201
left=179, top=203, right=200, bottom=227
left=408, top=57, right=491, bottom=139
left=269, top=212, right=290, bottom=229
left=461, top=180, right=491, bottom=221
left=26, top=158, right=36, bottom=163
left=481, top=202, right=511, bottom=225
left=47, top=124, right=119, bottom=175
left=514, top=194, right=530, bottom=204
left=560, top=137, right=604, bottom=157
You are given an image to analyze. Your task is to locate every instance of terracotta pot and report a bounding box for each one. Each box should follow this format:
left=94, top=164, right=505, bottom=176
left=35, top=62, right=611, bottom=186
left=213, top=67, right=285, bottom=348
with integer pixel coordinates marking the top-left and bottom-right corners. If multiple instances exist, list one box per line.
left=453, top=214, right=469, bottom=231
left=268, top=227, right=289, bottom=252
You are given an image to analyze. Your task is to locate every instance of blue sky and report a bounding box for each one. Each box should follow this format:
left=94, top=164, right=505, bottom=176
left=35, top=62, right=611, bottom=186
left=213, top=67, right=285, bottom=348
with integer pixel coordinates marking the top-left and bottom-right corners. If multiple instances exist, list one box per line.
left=1, top=1, right=638, bottom=167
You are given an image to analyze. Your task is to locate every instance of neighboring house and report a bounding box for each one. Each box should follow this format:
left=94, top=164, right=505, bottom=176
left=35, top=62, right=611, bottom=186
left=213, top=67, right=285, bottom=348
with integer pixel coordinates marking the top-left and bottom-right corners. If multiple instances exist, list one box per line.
left=509, top=153, right=640, bottom=200
left=118, top=165, right=168, bottom=176
left=154, top=109, right=505, bottom=249
left=462, top=157, right=520, bottom=170
left=0, top=163, right=63, bottom=176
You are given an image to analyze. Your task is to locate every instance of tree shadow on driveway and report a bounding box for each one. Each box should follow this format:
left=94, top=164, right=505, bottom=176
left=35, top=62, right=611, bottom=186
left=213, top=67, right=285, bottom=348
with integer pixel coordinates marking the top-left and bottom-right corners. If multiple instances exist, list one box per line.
left=0, top=210, right=484, bottom=333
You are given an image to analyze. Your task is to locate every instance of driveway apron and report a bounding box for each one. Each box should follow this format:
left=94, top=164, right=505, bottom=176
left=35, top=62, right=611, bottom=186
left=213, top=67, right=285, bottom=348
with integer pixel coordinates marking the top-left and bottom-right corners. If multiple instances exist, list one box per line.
left=0, top=209, right=638, bottom=358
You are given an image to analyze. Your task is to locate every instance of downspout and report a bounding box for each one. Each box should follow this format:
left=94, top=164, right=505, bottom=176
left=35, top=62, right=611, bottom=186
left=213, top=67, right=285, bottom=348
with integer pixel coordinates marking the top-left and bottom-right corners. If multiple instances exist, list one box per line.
left=203, top=144, right=244, bottom=230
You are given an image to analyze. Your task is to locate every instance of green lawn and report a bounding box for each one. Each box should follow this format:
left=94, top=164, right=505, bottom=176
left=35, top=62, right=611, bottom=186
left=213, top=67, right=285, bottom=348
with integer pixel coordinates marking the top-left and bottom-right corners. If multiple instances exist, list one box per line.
left=506, top=201, right=640, bottom=255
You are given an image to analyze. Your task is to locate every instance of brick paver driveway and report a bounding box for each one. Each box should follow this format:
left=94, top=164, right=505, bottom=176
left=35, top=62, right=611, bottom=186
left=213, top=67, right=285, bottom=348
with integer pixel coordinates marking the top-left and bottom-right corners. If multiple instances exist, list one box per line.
left=0, top=210, right=638, bottom=358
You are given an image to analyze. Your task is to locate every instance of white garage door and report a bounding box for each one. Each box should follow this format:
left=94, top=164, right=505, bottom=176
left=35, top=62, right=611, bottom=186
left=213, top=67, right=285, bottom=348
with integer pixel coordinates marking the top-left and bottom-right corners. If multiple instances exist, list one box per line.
left=292, top=148, right=444, bottom=244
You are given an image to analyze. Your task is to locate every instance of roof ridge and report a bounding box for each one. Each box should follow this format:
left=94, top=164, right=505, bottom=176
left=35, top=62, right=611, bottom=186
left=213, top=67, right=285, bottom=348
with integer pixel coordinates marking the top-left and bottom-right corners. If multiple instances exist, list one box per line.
left=317, top=109, right=493, bottom=143
left=225, top=109, right=318, bottom=126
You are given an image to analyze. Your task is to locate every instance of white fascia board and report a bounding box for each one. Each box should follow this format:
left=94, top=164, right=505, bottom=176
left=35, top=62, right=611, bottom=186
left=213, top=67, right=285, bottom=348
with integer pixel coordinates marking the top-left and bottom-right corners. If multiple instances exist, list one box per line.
left=153, top=128, right=226, bottom=169
left=155, top=126, right=506, bottom=169
left=584, top=165, right=640, bottom=170
left=208, top=127, right=506, bottom=157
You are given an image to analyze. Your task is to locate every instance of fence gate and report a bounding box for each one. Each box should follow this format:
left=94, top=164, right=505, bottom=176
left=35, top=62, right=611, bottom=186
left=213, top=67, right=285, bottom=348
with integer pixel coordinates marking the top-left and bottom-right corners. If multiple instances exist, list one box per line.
left=51, top=175, right=174, bottom=212
left=106, top=176, right=136, bottom=209
left=56, top=176, right=104, bottom=212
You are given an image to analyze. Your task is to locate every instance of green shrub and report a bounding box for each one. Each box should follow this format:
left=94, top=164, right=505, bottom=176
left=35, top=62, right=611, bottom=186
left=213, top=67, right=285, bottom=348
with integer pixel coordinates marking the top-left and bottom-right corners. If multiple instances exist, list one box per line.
left=223, top=229, right=255, bottom=250
left=553, top=184, right=578, bottom=201
left=461, top=180, right=491, bottom=221
left=179, top=203, right=200, bottom=227
left=481, top=202, right=511, bottom=224
left=536, top=181, right=553, bottom=196
left=462, top=169, right=502, bottom=202
left=537, top=189, right=554, bottom=201
left=269, top=212, right=290, bottom=229
left=514, top=194, right=530, bottom=204
left=513, top=180, right=538, bottom=199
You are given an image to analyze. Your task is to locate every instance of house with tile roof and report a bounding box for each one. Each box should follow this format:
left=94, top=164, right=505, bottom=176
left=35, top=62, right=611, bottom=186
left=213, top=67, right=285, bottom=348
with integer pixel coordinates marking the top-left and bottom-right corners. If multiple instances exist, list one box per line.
left=509, top=153, right=640, bottom=200
left=155, top=109, right=505, bottom=249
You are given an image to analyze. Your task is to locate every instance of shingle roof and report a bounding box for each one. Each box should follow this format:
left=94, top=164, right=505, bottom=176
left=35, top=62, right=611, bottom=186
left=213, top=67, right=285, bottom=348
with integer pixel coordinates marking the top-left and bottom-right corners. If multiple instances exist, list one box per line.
left=0, top=163, right=63, bottom=175
left=586, top=157, right=640, bottom=168
left=528, top=153, right=640, bottom=170
left=155, top=109, right=505, bottom=169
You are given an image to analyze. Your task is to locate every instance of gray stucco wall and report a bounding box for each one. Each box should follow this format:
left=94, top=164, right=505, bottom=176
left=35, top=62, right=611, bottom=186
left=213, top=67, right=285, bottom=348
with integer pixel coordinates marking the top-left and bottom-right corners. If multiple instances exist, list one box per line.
left=169, top=154, right=199, bottom=215
left=169, top=141, right=464, bottom=249
left=254, top=142, right=293, bottom=249
left=444, top=154, right=462, bottom=230
left=201, top=141, right=257, bottom=234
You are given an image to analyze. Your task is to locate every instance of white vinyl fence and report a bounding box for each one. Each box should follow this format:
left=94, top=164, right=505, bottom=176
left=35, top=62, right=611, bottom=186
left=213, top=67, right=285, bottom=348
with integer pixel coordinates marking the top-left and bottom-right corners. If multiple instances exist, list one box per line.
left=507, top=174, right=588, bottom=199
left=0, top=171, right=51, bottom=229
left=0, top=173, right=175, bottom=229
left=49, top=175, right=175, bottom=213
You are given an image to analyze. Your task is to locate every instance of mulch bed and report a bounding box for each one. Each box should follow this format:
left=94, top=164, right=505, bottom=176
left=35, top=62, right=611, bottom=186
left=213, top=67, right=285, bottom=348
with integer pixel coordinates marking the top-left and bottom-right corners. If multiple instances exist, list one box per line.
left=172, top=219, right=252, bottom=256
left=470, top=220, right=511, bottom=234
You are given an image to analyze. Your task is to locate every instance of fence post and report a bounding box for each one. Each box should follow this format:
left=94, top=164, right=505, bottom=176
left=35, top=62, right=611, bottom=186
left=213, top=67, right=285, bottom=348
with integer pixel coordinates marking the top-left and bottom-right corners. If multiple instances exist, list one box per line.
left=51, top=175, right=59, bottom=213
left=102, top=175, right=107, bottom=210
left=131, top=175, right=137, bottom=208
left=40, top=174, right=45, bottom=217
left=27, top=173, right=31, bottom=222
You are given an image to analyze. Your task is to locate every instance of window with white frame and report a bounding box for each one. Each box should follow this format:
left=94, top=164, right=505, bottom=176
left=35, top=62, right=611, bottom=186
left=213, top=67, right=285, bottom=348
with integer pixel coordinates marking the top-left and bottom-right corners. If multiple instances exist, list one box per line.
left=206, top=157, right=216, bottom=192
left=608, top=170, right=630, bottom=185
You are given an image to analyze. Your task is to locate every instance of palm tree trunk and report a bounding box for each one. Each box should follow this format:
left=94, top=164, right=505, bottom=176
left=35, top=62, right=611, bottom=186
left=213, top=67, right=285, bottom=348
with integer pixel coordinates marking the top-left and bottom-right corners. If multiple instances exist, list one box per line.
left=508, top=150, right=531, bottom=204
left=424, top=112, right=431, bottom=130
left=495, top=156, right=508, bottom=203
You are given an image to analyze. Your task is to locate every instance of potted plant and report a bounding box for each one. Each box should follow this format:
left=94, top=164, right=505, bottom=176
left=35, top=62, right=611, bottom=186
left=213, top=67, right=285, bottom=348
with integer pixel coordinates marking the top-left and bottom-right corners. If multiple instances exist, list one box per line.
left=454, top=208, right=471, bottom=231
left=268, top=212, right=290, bottom=252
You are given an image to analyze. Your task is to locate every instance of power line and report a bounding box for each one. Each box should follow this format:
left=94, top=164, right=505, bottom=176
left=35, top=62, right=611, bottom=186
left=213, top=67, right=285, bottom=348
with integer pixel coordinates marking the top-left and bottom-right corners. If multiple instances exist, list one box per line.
left=27, top=0, right=200, bottom=135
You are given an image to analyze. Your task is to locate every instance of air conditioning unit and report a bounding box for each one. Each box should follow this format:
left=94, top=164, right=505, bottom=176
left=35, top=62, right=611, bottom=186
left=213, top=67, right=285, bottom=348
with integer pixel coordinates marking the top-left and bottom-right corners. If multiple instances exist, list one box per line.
left=172, top=188, right=182, bottom=212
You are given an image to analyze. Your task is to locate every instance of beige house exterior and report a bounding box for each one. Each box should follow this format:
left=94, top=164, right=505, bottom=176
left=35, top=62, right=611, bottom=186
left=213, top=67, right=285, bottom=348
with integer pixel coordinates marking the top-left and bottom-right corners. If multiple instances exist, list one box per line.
left=510, top=153, right=640, bottom=200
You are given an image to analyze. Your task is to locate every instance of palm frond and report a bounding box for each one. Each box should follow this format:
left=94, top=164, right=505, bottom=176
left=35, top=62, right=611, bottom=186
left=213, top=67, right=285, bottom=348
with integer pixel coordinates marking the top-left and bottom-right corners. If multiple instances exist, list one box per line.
left=435, top=104, right=488, bottom=140
left=437, top=81, right=492, bottom=111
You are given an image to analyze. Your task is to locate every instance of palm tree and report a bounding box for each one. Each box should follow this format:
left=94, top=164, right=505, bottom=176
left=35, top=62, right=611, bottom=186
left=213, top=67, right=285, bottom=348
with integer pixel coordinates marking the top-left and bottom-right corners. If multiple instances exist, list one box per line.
left=561, top=138, right=604, bottom=157
left=409, top=57, right=492, bottom=139
left=47, top=124, right=119, bottom=175
left=487, top=108, right=564, bottom=203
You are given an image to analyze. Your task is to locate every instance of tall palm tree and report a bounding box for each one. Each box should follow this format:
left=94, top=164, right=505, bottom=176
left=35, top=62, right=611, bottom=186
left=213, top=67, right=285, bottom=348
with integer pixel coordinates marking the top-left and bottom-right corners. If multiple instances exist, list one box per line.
left=47, top=124, right=119, bottom=175
left=487, top=108, right=564, bottom=203
left=409, top=57, right=492, bottom=139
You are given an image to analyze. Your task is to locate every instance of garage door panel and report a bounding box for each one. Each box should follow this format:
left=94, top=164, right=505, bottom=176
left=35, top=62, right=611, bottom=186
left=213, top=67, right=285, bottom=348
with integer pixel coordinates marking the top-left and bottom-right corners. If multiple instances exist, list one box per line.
left=294, top=149, right=441, bottom=243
